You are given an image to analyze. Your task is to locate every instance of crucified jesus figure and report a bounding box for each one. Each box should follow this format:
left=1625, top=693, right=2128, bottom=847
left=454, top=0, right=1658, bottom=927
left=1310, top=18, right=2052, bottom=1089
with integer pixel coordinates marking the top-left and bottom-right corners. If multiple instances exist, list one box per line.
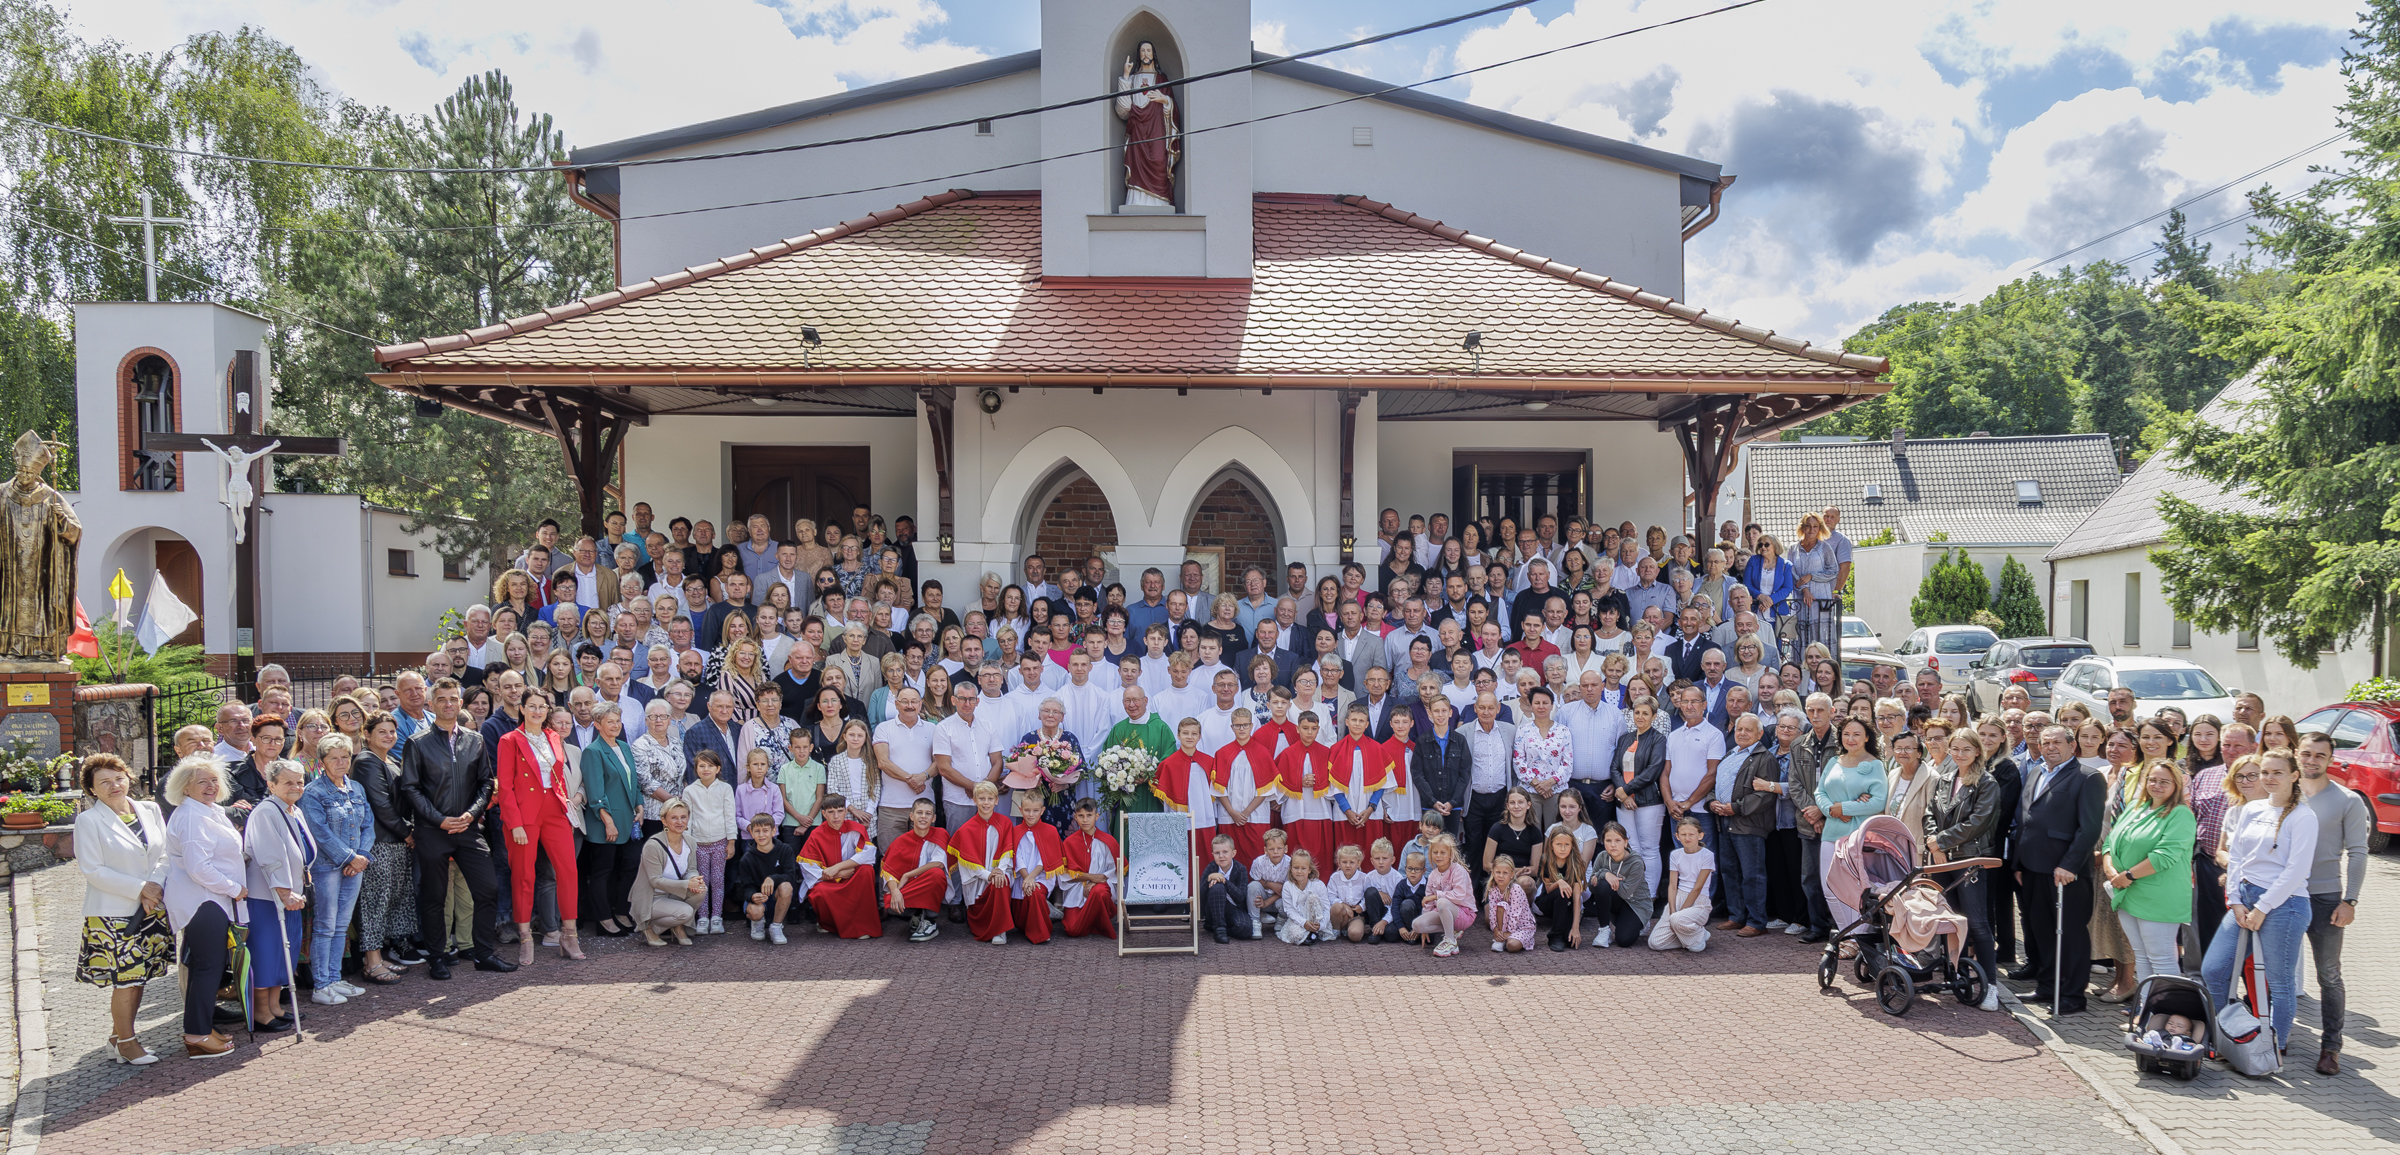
left=200, top=437, right=279, bottom=544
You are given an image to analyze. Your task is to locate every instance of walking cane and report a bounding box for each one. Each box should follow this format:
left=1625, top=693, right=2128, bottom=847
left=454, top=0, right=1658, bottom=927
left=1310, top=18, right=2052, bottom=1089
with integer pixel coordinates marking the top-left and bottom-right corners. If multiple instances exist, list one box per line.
left=2051, top=870, right=2066, bottom=1019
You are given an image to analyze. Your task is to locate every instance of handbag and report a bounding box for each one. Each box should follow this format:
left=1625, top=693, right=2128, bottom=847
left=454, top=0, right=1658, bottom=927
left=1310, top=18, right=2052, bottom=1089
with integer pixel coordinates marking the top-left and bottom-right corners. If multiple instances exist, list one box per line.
left=2211, top=928, right=2280, bottom=1077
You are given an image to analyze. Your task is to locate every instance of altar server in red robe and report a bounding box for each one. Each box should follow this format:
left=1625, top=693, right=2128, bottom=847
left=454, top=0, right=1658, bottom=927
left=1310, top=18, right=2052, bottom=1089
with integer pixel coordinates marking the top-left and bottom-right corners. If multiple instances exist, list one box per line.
left=1213, top=708, right=1281, bottom=863
left=1276, top=713, right=1336, bottom=871
left=796, top=795, right=881, bottom=938
left=1060, top=799, right=1120, bottom=938
left=950, top=781, right=1017, bottom=944
left=1328, top=704, right=1397, bottom=864
left=1008, top=789, right=1064, bottom=943
left=881, top=797, right=951, bottom=942
left=1153, top=717, right=1220, bottom=863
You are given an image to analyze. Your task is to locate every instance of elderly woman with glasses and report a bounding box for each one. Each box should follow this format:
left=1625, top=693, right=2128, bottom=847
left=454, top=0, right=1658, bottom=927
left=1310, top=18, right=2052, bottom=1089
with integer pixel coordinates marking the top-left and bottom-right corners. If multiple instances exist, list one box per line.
left=163, top=757, right=247, bottom=1059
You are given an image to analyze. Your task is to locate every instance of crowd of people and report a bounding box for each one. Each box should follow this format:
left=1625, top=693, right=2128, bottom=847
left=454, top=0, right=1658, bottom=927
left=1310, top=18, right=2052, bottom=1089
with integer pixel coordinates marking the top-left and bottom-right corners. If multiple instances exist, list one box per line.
left=71, top=501, right=2368, bottom=1079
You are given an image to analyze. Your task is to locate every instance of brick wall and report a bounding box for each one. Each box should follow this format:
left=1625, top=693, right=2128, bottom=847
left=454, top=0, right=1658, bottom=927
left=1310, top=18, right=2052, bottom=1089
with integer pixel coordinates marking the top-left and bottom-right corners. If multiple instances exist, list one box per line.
left=1034, top=476, right=1120, bottom=574
left=1187, top=478, right=1277, bottom=593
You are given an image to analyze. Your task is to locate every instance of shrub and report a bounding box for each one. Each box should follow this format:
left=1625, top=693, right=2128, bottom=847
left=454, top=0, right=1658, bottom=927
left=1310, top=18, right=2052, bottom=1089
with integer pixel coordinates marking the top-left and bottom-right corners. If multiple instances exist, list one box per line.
left=1911, top=548, right=1991, bottom=626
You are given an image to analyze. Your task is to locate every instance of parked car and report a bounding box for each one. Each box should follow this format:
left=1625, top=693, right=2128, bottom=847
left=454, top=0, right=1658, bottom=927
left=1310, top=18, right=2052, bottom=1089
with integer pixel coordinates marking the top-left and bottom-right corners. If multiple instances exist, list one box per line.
left=1840, top=617, right=1884, bottom=652
left=1962, top=637, right=2096, bottom=714
left=1839, top=650, right=1910, bottom=691
left=2294, top=701, right=2400, bottom=854
left=2050, top=656, right=2236, bottom=727
left=1887, top=625, right=2001, bottom=694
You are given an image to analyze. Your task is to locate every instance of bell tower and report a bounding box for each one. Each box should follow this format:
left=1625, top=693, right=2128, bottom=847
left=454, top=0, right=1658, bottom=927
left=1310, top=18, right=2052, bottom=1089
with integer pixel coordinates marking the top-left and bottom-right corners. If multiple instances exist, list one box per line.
left=1039, top=0, right=1254, bottom=280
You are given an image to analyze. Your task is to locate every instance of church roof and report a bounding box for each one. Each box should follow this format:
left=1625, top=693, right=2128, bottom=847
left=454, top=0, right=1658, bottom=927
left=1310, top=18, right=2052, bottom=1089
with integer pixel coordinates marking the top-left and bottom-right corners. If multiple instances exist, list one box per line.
left=563, top=51, right=1721, bottom=196
left=373, top=191, right=1887, bottom=405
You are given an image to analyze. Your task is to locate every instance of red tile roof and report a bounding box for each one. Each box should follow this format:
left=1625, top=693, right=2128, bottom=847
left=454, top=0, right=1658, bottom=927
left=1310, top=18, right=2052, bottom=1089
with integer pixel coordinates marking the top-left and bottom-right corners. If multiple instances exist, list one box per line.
left=374, top=191, right=1888, bottom=387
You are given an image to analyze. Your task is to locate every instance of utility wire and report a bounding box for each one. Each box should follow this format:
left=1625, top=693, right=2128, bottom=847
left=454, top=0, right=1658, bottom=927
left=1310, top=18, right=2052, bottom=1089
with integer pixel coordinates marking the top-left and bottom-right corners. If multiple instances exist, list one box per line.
left=5, top=205, right=388, bottom=343
left=0, top=0, right=1584, bottom=176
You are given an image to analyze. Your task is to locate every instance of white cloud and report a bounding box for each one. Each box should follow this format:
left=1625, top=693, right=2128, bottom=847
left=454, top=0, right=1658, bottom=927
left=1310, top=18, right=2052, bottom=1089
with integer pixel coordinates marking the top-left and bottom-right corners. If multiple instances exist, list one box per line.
left=53, top=0, right=988, bottom=147
left=1252, top=20, right=1290, bottom=56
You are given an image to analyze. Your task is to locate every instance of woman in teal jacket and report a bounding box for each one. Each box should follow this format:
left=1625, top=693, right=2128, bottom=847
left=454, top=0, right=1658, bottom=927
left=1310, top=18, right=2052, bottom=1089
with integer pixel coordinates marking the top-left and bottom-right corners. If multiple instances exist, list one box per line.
left=580, top=704, right=644, bottom=937
left=2100, top=758, right=2197, bottom=990
left=1813, top=716, right=1887, bottom=949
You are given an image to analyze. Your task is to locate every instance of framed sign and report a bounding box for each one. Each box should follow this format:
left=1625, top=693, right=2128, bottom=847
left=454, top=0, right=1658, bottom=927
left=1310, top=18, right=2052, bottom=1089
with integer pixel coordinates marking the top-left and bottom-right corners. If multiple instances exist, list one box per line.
left=1183, top=547, right=1224, bottom=595
left=1117, top=811, right=1198, bottom=956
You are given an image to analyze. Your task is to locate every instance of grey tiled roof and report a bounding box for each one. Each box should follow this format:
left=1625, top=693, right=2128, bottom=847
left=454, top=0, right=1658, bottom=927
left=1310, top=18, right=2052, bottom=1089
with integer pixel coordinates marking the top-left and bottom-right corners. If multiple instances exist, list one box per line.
left=1746, top=433, right=2122, bottom=543
left=2044, top=378, right=2271, bottom=562
left=1893, top=509, right=2097, bottom=545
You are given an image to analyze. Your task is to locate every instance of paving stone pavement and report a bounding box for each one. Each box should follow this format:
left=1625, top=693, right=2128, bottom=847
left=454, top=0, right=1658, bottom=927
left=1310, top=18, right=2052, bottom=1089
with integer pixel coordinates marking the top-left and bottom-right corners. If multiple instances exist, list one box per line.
left=25, top=863, right=2148, bottom=1155
left=2015, top=848, right=2400, bottom=1155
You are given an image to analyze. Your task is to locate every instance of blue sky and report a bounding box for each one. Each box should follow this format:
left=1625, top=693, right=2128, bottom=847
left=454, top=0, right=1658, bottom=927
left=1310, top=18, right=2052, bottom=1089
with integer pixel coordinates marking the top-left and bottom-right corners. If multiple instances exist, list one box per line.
left=61, top=0, right=2360, bottom=340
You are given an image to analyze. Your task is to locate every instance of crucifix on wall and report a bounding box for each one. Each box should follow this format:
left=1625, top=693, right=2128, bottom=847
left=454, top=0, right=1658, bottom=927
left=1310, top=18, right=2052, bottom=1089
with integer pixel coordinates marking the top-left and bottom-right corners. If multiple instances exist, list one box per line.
left=139, top=350, right=344, bottom=676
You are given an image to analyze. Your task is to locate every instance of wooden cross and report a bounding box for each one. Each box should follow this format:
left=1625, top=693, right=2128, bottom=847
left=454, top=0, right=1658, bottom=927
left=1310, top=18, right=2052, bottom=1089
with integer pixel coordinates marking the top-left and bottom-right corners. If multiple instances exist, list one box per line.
left=102, top=189, right=189, bottom=303
left=139, top=351, right=344, bottom=683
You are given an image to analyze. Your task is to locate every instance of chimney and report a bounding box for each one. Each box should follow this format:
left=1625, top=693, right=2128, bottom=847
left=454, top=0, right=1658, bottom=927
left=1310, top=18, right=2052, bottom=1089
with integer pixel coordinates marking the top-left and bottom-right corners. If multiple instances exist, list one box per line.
left=1891, top=426, right=1908, bottom=458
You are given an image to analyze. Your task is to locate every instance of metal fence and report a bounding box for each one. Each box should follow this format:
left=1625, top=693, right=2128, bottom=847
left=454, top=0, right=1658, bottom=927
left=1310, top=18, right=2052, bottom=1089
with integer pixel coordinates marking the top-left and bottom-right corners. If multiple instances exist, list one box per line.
left=148, top=667, right=404, bottom=786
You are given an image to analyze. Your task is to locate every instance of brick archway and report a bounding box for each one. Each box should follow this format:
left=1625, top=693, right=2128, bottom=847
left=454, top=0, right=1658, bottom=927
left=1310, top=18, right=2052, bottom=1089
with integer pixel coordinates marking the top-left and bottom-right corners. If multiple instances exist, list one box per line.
left=1186, top=476, right=1277, bottom=593
left=1033, top=472, right=1120, bottom=575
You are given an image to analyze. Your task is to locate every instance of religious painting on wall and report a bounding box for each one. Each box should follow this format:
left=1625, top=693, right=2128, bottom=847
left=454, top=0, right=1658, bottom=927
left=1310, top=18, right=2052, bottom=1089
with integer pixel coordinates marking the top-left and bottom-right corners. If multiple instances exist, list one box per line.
left=1182, top=547, right=1223, bottom=596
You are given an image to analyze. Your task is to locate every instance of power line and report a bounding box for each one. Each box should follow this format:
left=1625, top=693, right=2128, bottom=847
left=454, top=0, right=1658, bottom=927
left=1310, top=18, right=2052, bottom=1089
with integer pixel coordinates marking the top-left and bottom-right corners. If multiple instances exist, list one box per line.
left=0, top=0, right=1569, bottom=177
left=4, top=206, right=388, bottom=343
left=114, top=0, right=1774, bottom=242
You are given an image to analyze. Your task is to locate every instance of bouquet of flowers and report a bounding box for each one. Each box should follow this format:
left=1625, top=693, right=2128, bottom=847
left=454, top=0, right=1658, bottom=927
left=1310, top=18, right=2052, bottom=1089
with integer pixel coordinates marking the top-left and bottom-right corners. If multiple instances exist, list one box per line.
left=1093, top=744, right=1160, bottom=811
left=1006, top=737, right=1084, bottom=802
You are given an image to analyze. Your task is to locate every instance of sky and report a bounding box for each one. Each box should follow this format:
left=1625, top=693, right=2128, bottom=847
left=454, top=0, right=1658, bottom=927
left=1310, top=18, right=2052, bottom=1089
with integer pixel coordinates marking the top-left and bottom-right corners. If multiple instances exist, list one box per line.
left=52, top=0, right=2361, bottom=343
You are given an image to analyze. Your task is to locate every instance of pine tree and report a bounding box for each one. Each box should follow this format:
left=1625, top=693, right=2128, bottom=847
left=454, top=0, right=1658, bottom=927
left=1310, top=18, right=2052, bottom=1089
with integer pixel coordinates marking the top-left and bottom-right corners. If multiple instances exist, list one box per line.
left=1910, top=548, right=1991, bottom=627
left=1990, top=555, right=2045, bottom=637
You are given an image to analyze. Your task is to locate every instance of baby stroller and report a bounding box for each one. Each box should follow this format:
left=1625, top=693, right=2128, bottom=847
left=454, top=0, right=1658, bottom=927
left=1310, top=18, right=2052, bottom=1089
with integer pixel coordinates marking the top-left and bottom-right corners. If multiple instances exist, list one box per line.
left=1818, top=814, right=2002, bottom=1016
left=2123, top=973, right=2210, bottom=1081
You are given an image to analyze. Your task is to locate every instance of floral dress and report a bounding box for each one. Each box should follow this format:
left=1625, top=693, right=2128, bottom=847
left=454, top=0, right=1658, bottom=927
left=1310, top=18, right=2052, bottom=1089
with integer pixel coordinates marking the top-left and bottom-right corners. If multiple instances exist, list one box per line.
left=631, top=732, right=688, bottom=823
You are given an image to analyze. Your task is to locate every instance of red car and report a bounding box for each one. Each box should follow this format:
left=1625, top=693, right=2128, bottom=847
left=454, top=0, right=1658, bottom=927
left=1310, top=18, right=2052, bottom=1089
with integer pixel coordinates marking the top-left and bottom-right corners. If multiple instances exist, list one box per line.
left=2295, top=701, right=2400, bottom=854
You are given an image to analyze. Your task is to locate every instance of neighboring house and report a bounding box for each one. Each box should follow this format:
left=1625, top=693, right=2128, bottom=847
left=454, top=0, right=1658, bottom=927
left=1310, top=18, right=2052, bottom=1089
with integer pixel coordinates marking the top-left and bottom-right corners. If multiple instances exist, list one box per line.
left=2044, top=378, right=2385, bottom=712
left=1746, top=431, right=2124, bottom=645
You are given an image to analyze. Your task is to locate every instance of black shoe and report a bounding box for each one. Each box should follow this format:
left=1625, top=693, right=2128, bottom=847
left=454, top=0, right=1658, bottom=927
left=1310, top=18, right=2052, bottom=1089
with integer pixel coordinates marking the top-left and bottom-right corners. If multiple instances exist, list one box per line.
left=213, top=1004, right=246, bottom=1026
left=1797, top=930, right=1830, bottom=944
left=2055, top=1000, right=2088, bottom=1016
left=472, top=953, right=520, bottom=973
left=1213, top=928, right=1231, bottom=944
left=386, top=946, right=426, bottom=966
left=250, top=1015, right=294, bottom=1033
left=426, top=955, right=453, bottom=981
left=2006, top=964, right=2040, bottom=982
left=2024, top=991, right=2053, bottom=1005
left=945, top=905, right=965, bottom=925
left=1547, top=936, right=1567, bottom=952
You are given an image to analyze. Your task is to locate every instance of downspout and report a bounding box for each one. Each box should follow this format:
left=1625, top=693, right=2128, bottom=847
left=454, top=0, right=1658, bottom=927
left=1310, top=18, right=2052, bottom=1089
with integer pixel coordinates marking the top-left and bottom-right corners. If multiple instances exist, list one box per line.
left=362, top=502, right=378, bottom=675
left=1681, top=174, right=1736, bottom=242
left=559, top=165, right=622, bottom=286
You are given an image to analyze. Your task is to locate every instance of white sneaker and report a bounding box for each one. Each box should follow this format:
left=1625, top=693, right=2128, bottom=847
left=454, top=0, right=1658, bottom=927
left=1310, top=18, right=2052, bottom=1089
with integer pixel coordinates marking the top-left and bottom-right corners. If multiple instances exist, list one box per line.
left=331, top=980, right=365, bottom=998
left=1979, top=987, right=2000, bottom=1012
left=1490, top=939, right=1506, bottom=953
left=1765, top=919, right=1790, bottom=931
left=1597, top=927, right=1615, bottom=949
left=991, top=933, right=1008, bottom=945
left=749, top=919, right=767, bottom=941
left=768, top=924, right=789, bottom=945
left=310, top=988, right=347, bottom=1006
left=1250, top=923, right=1264, bottom=940
left=1783, top=923, right=1806, bottom=935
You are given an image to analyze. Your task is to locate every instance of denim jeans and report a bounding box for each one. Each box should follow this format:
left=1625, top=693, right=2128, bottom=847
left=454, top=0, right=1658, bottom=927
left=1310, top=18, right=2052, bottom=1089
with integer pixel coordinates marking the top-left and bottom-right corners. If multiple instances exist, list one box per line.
left=308, top=865, right=365, bottom=987
left=2306, top=895, right=2351, bottom=1052
left=1723, top=832, right=1769, bottom=929
left=1798, top=834, right=1831, bottom=932
left=2202, top=882, right=2311, bottom=1052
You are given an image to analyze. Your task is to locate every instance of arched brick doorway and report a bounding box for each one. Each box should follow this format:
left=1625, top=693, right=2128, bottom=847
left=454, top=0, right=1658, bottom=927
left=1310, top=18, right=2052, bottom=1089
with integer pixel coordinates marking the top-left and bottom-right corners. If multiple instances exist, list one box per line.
left=1186, top=475, right=1278, bottom=593
left=1033, top=472, right=1121, bottom=577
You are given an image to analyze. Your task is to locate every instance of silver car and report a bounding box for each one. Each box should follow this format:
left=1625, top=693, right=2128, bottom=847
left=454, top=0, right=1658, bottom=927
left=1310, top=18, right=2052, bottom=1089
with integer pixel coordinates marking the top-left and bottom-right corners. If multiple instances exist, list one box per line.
left=2049, top=656, right=2236, bottom=725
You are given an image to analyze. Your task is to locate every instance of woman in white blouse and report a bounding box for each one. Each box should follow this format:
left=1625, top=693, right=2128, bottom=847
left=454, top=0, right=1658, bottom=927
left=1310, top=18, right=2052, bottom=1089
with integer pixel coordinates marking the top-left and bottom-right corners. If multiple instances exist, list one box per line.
left=75, top=754, right=172, bottom=1065
left=162, top=756, right=246, bottom=1059
left=2202, top=749, right=2319, bottom=1059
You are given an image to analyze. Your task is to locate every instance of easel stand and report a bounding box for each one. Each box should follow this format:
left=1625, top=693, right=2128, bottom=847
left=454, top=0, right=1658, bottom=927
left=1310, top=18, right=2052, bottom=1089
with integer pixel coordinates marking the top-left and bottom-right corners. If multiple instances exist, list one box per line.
left=1116, top=812, right=1198, bottom=957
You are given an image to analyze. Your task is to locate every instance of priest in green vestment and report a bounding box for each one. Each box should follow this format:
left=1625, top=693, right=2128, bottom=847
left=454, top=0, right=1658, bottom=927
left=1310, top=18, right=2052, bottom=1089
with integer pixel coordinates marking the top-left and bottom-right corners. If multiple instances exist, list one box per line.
left=1101, top=685, right=1175, bottom=815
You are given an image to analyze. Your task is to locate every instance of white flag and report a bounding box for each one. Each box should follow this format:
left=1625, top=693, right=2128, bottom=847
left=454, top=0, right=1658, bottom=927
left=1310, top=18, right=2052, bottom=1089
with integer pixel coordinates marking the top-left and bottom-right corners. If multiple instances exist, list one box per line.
left=134, top=574, right=197, bottom=653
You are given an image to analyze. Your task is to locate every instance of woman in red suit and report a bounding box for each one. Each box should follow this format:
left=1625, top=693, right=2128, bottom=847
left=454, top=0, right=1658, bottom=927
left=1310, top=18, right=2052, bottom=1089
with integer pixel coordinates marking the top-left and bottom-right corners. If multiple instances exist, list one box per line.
left=497, top=689, right=582, bottom=963
left=950, top=781, right=1016, bottom=944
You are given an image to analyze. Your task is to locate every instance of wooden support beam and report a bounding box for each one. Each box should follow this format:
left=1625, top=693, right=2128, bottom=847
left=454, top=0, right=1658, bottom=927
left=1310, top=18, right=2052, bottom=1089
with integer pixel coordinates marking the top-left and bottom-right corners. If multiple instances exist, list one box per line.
left=1339, top=390, right=1363, bottom=562
left=919, top=386, right=957, bottom=562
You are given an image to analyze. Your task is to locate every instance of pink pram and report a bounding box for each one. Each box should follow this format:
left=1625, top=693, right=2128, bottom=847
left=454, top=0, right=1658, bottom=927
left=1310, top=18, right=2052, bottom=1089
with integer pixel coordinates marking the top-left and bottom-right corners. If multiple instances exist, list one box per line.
left=1818, top=814, right=2000, bottom=1016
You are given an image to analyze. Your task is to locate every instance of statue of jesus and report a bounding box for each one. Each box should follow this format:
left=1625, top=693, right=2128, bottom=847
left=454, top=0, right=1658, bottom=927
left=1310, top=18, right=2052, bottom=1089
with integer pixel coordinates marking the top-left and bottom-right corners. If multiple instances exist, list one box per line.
left=1115, top=41, right=1179, bottom=208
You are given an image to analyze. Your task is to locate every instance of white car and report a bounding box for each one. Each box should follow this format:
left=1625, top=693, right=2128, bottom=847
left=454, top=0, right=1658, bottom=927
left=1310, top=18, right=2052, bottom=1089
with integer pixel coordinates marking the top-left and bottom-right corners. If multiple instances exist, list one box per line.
left=2050, top=656, right=2236, bottom=724
left=1886, top=624, right=2001, bottom=694
left=1840, top=616, right=1884, bottom=651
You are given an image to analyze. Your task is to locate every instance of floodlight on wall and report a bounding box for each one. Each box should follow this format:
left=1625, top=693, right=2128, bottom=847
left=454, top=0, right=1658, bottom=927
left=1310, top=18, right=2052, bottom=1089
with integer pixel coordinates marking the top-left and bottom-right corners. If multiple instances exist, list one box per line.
left=1462, top=330, right=1483, bottom=374
left=799, top=324, right=822, bottom=369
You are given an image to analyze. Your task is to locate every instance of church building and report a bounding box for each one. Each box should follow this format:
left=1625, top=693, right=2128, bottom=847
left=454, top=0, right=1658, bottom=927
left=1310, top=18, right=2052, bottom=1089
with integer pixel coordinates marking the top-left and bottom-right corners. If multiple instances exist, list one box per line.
left=351, top=0, right=1892, bottom=601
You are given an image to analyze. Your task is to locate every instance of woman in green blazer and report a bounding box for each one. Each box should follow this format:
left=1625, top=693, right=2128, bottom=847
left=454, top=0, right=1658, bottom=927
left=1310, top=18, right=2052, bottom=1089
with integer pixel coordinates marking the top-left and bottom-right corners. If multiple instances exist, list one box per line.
left=2100, top=758, right=2198, bottom=991
left=580, top=704, right=644, bottom=937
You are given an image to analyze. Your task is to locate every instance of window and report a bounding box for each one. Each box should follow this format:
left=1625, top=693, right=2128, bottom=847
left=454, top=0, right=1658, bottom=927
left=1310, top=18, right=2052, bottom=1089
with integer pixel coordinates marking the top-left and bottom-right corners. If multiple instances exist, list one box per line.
left=2018, top=644, right=2093, bottom=667
left=2122, top=573, right=2141, bottom=646
left=387, top=548, right=416, bottom=577
left=441, top=556, right=470, bottom=582
left=2016, top=479, right=2042, bottom=504
left=1862, top=482, right=1883, bottom=501
left=974, top=119, right=993, bottom=136
left=2120, top=667, right=2228, bottom=700
left=2330, top=711, right=2377, bottom=750
left=2298, top=708, right=2346, bottom=741
left=2172, top=617, right=2191, bottom=648
left=2235, top=627, right=2259, bottom=651
left=1352, top=126, right=1373, bottom=146
left=2068, top=580, right=2088, bottom=640
left=120, top=351, right=181, bottom=491
left=1934, top=629, right=1998, bottom=654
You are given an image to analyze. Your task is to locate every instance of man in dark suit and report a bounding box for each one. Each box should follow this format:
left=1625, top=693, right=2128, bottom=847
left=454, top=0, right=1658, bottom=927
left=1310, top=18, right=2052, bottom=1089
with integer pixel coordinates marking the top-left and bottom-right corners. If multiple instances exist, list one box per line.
left=1355, top=666, right=1400, bottom=741
left=1236, top=620, right=1302, bottom=690
left=398, top=678, right=515, bottom=979
left=2012, top=723, right=2105, bottom=1014
left=682, top=689, right=742, bottom=786
left=1663, top=605, right=1723, bottom=683
left=697, top=572, right=753, bottom=650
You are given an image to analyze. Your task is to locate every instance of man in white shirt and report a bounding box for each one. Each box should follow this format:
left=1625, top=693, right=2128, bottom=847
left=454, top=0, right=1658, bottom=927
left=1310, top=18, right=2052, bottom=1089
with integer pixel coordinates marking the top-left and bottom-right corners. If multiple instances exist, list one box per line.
left=1001, top=654, right=1054, bottom=739
left=1462, top=693, right=1517, bottom=877
left=1558, top=671, right=1625, bottom=822
left=460, top=605, right=500, bottom=669
left=1197, top=670, right=1241, bottom=751
left=871, top=687, right=937, bottom=849
left=932, top=681, right=1006, bottom=830
left=211, top=701, right=254, bottom=764
left=1664, top=681, right=1728, bottom=911
left=762, top=543, right=808, bottom=613
left=567, top=536, right=605, bottom=611
left=1057, top=651, right=1116, bottom=749
left=1540, top=596, right=1572, bottom=653
left=594, top=662, right=643, bottom=723
left=1270, top=597, right=1302, bottom=655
